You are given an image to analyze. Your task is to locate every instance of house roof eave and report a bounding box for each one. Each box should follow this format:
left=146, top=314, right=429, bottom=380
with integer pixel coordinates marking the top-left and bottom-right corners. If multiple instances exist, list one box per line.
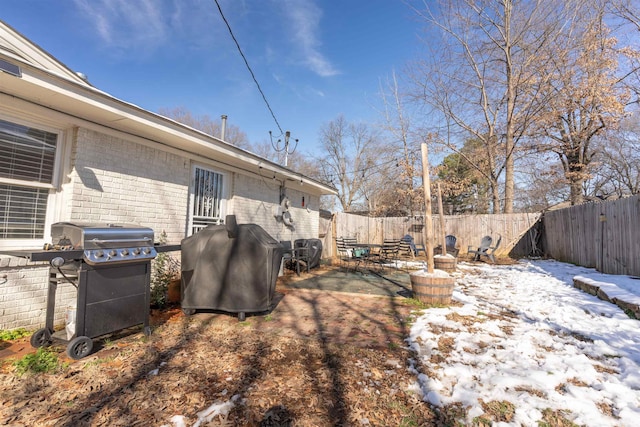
left=0, top=54, right=337, bottom=196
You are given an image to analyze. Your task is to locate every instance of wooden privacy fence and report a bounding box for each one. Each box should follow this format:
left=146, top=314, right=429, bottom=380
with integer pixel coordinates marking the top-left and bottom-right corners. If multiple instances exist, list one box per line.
left=318, top=195, right=639, bottom=277
left=542, top=195, right=640, bottom=277
left=323, top=212, right=541, bottom=260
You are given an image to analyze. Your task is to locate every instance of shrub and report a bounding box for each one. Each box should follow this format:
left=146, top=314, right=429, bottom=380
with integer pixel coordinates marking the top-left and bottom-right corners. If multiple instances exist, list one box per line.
left=151, top=231, right=180, bottom=308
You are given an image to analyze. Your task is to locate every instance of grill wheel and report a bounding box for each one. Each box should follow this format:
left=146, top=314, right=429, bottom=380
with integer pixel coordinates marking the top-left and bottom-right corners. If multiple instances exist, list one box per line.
left=30, top=328, right=52, bottom=348
left=66, top=336, right=93, bottom=360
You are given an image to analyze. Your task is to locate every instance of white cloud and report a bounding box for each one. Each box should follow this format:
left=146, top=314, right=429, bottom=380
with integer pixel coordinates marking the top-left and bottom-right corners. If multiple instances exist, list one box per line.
left=280, top=0, right=339, bottom=77
left=72, top=0, right=176, bottom=53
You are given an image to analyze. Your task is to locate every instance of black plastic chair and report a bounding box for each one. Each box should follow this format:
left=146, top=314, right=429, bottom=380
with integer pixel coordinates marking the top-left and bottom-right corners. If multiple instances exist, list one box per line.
left=293, top=239, right=311, bottom=274
left=280, top=240, right=303, bottom=275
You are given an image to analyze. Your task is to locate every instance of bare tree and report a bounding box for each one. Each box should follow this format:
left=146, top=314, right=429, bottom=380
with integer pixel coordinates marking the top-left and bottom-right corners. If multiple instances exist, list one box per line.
left=532, top=5, right=631, bottom=205
left=589, top=117, right=640, bottom=197
left=315, top=115, right=380, bottom=212
left=376, top=71, right=424, bottom=216
left=514, top=154, right=568, bottom=211
left=158, top=106, right=251, bottom=150
left=407, top=0, right=564, bottom=213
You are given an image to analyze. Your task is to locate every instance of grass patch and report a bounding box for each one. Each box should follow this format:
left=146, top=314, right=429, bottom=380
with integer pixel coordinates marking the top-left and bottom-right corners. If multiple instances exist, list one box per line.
left=436, top=402, right=468, bottom=426
left=472, top=416, right=493, bottom=426
left=83, top=355, right=115, bottom=368
left=389, top=401, right=421, bottom=427
left=479, top=399, right=515, bottom=423
left=405, top=298, right=429, bottom=309
left=406, top=298, right=452, bottom=311
left=538, top=408, right=578, bottom=427
left=13, top=347, right=63, bottom=375
left=0, top=328, right=30, bottom=341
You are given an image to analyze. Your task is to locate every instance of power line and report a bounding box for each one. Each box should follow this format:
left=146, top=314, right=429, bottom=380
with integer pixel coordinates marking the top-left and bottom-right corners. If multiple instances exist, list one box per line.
left=324, top=147, right=428, bottom=180
left=213, top=0, right=284, bottom=135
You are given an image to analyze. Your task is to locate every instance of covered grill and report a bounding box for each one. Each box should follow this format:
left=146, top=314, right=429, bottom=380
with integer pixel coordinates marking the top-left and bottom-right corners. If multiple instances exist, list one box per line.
left=22, top=222, right=163, bottom=359
left=180, top=216, right=283, bottom=321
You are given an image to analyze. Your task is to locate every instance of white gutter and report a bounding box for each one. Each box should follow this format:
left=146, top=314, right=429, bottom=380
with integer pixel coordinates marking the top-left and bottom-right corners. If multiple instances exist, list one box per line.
left=0, top=54, right=336, bottom=195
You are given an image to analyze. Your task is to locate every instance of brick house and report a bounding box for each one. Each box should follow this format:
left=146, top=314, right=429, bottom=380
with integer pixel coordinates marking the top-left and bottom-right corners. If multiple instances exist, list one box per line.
left=0, top=21, right=336, bottom=330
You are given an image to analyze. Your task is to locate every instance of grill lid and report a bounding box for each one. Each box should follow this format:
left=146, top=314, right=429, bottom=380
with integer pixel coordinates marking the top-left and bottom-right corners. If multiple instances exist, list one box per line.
left=50, top=222, right=156, bottom=264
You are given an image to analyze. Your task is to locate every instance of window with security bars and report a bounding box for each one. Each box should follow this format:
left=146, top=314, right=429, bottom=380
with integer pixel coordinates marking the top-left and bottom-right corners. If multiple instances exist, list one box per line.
left=0, top=118, right=57, bottom=240
left=190, top=166, right=225, bottom=235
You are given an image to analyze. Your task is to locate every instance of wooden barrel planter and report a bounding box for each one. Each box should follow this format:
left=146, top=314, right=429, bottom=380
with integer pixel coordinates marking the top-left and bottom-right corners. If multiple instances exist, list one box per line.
left=410, top=271, right=455, bottom=305
left=434, top=255, right=457, bottom=273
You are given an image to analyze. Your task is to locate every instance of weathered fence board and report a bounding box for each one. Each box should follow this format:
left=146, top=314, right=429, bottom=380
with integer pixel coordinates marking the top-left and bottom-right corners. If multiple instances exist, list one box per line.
left=542, top=195, right=640, bottom=276
left=334, top=212, right=540, bottom=258
left=320, top=195, right=639, bottom=277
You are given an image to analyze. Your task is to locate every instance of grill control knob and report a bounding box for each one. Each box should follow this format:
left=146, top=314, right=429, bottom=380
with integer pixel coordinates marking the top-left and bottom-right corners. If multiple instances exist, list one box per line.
left=94, top=250, right=104, bottom=258
left=142, top=247, right=151, bottom=255
left=132, top=248, right=141, bottom=255
left=108, top=250, right=117, bottom=257
left=121, top=249, right=129, bottom=256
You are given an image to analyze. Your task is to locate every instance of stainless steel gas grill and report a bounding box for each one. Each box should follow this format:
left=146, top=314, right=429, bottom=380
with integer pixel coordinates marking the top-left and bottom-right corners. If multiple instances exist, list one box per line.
left=18, top=222, right=166, bottom=359
left=50, top=222, right=158, bottom=265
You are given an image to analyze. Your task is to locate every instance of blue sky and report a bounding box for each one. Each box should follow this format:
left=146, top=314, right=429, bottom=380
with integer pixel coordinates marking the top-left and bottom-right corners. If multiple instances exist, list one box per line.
left=3, top=0, right=424, bottom=156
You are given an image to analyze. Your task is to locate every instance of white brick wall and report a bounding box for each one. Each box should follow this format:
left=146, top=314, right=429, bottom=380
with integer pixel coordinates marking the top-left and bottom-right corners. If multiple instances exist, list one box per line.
left=232, top=173, right=320, bottom=243
left=1, top=128, right=191, bottom=331
left=0, top=264, right=74, bottom=330
left=70, top=128, right=190, bottom=244
left=1, top=126, right=323, bottom=331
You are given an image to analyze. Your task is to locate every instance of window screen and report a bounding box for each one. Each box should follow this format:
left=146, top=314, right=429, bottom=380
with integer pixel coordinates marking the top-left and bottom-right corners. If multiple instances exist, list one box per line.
left=0, top=119, right=57, bottom=239
left=0, top=119, right=56, bottom=183
left=0, top=184, right=48, bottom=239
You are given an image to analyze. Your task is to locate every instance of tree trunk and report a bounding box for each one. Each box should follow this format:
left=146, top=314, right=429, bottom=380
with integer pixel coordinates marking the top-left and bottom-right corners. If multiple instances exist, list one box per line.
left=569, top=177, right=584, bottom=205
left=503, top=0, right=515, bottom=214
left=490, top=179, right=501, bottom=214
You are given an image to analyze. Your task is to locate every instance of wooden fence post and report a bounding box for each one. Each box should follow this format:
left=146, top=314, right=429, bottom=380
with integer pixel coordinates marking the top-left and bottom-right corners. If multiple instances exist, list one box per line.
left=421, top=143, right=434, bottom=273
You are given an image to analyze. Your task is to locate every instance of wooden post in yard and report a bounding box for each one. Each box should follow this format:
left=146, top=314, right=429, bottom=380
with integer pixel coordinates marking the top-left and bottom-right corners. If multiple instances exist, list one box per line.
left=437, top=183, right=447, bottom=256
left=421, top=142, right=434, bottom=273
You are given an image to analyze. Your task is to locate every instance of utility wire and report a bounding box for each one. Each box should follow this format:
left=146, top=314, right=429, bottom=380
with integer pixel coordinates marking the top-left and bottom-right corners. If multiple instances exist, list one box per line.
left=320, top=147, right=424, bottom=181
left=213, top=0, right=284, bottom=135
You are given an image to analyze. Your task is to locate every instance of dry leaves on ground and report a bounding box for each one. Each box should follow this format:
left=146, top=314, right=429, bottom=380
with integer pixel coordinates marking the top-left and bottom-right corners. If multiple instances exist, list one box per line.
left=0, top=282, right=438, bottom=426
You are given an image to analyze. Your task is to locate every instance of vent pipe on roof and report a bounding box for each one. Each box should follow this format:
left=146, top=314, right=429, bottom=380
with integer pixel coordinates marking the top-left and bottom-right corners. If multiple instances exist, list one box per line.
left=220, top=115, right=227, bottom=141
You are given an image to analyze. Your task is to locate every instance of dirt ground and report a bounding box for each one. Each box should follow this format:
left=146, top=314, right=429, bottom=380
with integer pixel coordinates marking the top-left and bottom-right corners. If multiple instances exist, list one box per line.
left=0, top=265, right=441, bottom=426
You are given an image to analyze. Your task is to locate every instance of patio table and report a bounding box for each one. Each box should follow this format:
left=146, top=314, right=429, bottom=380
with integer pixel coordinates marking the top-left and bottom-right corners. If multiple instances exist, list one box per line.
left=346, top=243, right=381, bottom=273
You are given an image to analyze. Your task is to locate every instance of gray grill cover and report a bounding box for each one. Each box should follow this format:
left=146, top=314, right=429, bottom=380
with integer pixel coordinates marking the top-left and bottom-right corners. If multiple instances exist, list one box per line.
left=180, top=223, right=283, bottom=314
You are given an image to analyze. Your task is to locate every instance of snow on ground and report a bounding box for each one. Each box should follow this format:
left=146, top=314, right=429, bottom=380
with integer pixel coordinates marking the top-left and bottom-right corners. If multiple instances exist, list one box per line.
left=407, top=259, right=640, bottom=426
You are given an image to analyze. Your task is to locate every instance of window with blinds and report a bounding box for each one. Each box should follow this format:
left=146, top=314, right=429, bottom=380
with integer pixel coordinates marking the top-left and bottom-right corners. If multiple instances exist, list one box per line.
left=190, top=166, right=225, bottom=235
left=0, top=119, right=57, bottom=239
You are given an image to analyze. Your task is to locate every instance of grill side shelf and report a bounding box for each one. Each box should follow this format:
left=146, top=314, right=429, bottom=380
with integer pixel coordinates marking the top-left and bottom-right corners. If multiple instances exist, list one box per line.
left=1, top=250, right=85, bottom=262
left=155, top=244, right=181, bottom=253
